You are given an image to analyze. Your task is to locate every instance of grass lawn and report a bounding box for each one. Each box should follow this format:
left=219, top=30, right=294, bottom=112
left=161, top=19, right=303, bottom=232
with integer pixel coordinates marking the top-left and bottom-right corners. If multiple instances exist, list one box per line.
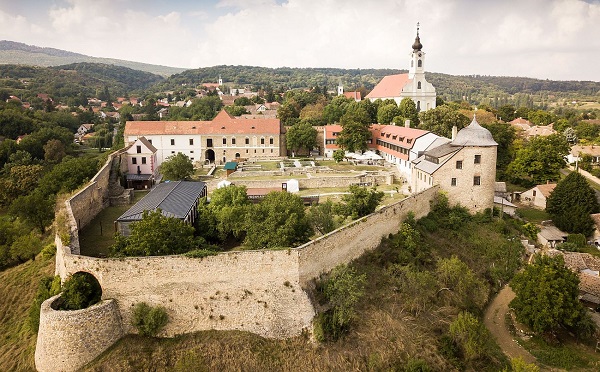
left=79, top=191, right=148, bottom=257
left=520, top=335, right=600, bottom=370
left=516, top=206, right=550, bottom=224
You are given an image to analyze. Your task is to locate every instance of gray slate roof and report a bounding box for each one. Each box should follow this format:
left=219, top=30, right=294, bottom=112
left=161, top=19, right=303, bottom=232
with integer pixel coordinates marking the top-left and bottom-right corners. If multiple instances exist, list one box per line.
left=451, top=115, right=498, bottom=147
left=116, top=181, right=206, bottom=222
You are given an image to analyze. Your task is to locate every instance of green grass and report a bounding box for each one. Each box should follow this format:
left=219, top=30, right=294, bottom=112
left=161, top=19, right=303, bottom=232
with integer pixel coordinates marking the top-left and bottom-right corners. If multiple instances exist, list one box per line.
left=521, top=335, right=600, bottom=370
left=79, top=191, right=148, bottom=257
left=517, top=207, right=550, bottom=224
left=0, top=252, right=55, bottom=371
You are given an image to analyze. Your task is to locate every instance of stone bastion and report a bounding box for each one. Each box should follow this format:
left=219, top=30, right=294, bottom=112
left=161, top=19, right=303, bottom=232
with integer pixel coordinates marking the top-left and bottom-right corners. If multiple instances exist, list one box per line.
left=35, top=150, right=439, bottom=371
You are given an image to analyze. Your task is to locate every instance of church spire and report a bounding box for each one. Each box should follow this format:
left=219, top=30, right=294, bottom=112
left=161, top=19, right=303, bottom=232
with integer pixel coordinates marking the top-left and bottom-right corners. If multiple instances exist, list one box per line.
left=412, top=22, right=423, bottom=51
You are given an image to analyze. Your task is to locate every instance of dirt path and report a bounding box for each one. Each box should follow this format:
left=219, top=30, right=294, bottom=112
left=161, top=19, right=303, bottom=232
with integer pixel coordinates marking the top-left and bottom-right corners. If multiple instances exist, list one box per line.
left=484, top=285, right=537, bottom=365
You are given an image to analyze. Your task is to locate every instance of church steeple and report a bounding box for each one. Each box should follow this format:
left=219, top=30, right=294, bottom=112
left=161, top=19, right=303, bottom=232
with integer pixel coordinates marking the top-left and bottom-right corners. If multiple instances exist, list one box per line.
left=408, top=22, right=425, bottom=79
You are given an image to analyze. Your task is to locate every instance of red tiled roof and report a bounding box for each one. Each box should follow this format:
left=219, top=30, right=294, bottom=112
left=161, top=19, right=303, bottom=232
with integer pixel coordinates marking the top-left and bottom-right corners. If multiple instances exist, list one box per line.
left=366, top=74, right=411, bottom=99
left=125, top=110, right=281, bottom=136
left=510, top=117, right=532, bottom=125
left=343, top=91, right=362, bottom=101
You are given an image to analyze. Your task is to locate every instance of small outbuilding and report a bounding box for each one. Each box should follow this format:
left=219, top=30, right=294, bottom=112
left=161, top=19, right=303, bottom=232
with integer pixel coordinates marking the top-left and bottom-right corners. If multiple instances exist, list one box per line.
left=115, top=181, right=207, bottom=236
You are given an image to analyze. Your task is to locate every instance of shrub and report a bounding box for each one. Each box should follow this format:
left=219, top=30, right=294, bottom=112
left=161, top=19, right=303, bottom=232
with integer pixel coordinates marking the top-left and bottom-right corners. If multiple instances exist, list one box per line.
left=132, top=302, right=169, bottom=337
left=58, top=272, right=102, bottom=310
left=184, top=248, right=219, bottom=258
left=28, top=276, right=61, bottom=332
left=403, top=358, right=431, bottom=372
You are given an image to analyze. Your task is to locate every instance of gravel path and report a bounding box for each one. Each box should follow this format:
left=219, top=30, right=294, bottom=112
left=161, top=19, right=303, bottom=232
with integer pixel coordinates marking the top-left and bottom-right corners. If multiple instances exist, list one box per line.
left=484, top=285, right=537, bottom=365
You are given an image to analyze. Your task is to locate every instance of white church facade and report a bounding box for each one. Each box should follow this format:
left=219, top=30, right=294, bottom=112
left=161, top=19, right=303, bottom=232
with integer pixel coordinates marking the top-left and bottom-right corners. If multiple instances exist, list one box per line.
left=366, top=25, right=437, bottom=111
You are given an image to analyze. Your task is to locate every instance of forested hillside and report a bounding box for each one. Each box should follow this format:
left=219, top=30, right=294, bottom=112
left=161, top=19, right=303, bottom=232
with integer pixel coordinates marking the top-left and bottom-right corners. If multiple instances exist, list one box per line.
left=0, top=40, right=187, bottom=77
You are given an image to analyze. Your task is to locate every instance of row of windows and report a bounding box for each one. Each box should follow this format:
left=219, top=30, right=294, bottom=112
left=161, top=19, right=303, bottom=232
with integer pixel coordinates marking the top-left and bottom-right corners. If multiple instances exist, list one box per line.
left=166, top=137, right=276, bottom=146
left=131, top=157, right=147, bottom=165
left=455, top=155, right=482, bottom=169
left=376, top=139, right=409, bottom=155
left=450, top=176, right=481, bottom=186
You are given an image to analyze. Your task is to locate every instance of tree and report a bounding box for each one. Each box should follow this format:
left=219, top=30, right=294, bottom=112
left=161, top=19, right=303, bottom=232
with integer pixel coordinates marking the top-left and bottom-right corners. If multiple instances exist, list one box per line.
left=132, top=302, right=169, bottom=337
left=506, top=134, right=569, bottom=186
left=10, top=190, right=55, bottom=233
left=308, top=200, right=337, bottom=235
left=336, top=105, right=372, bottom=153
left=398, top=97, right=419, bottom=125
left=244, top=191, right=313, bottom=249
left=336, top=185, right=384, bottom=219
left=208, top=185, right=251, bottom=241
left=286, top=120, right=318, bottom=155
left=436, top=256, right=488, bottom=312
left=482, top=123, right=516, bottom=179
left=332, top=149, right=345, bottom=163
left=563, top=127, right=577, bottom=144
left=110, top=210, right=198, bottom=256
left=449, top=311, right=494, bottom=361
left=377, top=103, right=400, bottom=124
left=43, top=139, right=67, bottom=164
left=418, top=105, right=470, bottom=138
left=37, top=156, right=99, bottom=196
left=546, top=172, right=600, bottom=236
left=58, top=272, right=102, bottom=311
left=510, top=254, right=587, bottom=334
left=160, top=153, right=194, bottom=180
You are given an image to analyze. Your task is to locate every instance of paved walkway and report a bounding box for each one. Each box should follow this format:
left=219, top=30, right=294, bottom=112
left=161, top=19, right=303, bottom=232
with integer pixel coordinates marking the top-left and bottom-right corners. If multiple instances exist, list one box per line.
left=484, top=285, right=537, bottom=365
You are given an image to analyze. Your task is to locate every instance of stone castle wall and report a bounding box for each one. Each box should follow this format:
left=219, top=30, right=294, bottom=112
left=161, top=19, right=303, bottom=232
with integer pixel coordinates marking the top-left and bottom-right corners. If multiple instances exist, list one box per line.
left=38, top=154, right=437, bottom=371
left=35, top=295, right=124, bottom=372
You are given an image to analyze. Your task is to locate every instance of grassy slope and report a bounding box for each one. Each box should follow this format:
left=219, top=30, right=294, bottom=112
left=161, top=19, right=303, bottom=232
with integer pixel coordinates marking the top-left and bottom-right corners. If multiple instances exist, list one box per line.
left=0, top=254, right=54, bottom=371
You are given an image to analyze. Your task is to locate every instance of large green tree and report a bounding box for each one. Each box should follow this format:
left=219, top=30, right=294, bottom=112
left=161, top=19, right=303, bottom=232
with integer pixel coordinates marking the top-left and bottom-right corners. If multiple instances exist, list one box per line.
left=417, top=105, right=470, bottom=138
left=398, top=97, right=419, bottom=126
left=244, top=191, right=312, bottom=249
left=482, top=123, right=516, bottom=179
left=336, top=105, right=372, bottom=153
left=111, top=209, right=198, bottom=256
left=506, top=134, right=569, bottom=186
left=376, top=103, right=400, bottom=124
left=208, top=185, right=251, bottom=241
left=510, top=254, right=587, bottom=334
left=336, top=185, right=384, bottom=219
left=546, top=172, right=600, bottom=236
left=286, top=120, right=318, bottom=155
left=160, top=153, right=194, bottom=180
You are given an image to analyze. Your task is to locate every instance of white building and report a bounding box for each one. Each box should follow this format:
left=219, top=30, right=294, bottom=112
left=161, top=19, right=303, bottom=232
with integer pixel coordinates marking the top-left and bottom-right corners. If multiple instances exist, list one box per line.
left=366, top=24, right=436, bottom=111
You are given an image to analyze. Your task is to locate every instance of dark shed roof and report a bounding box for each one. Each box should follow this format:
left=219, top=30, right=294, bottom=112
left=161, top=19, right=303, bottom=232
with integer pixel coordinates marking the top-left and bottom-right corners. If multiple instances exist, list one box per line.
left=116, top=181, right=206, bottom=222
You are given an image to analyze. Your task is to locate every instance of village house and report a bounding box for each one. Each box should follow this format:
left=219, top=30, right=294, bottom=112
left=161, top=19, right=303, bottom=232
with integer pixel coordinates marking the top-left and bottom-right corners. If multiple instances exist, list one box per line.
left=509, top=117, right=532, bottom=131
left=124, top=110, right=285, bottom=166
left=520, top=183, right=557, bottom=209
left=366, top=25, right=436, bottom=111
left=567, top=144, right=600, bottom=165
left=537, top=225, right=567, bottom=248
left=124, top=137, right=159, bottom=189
left=337, top=83, right=362, bottom=102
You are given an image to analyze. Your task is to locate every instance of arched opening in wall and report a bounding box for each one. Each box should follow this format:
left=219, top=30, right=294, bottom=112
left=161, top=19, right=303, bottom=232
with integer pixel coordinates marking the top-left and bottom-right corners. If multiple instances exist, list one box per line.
left=418, top=59, right=422, bottom=67
left=52, top=271, right=102, bottom=311
left=205, top=149, right=215, bottom=163
left=235, top=152, right=240, bottom=159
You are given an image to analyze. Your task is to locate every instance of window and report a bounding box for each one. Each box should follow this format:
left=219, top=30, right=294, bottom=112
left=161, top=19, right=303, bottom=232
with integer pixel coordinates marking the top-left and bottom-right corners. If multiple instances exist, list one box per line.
left=207, top=139, right=213, bottom=147
left=456, top=160, right=463, bottom=169
left=474, top=155, right=481, bottom=164
left=131, top=157, right=137, bottom=164
left=451, top=178, right=457, bottom=186
left=190, top=150, right=194, bottom=153
left=189, top=139, right=194, bottom=145
left=418, top=59, right=422, bottom=67
left=141, top=157, right=146, bottom=164
left=533, top=190, right=537, bottom=197
left=223, top=138, right=227, bottom=145
left=232, top=138, right=236, bottom=145
left=261, top=138, right=265, bottom=145
left=417, top=81, right=422, bottom=89
left=170, top=139, right=175, bottom=146
left=147, top=139, right=152, bottom=144
left=473, top=176, right=481, bottom=186
left=136, top=145, right=141, bottom=153
left=269, top=137, right=274, bottom=145
left=245, top=138, right=249, bottom=145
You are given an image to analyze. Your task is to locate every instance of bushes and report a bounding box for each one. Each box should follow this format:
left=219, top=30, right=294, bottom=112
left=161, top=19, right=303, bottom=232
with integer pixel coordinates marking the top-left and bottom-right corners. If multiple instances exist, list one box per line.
left=132, top=302, right=169, bottom=337
left=57, top=272, right=102, bottom=311
left=28, top=276, right=61, bottom=332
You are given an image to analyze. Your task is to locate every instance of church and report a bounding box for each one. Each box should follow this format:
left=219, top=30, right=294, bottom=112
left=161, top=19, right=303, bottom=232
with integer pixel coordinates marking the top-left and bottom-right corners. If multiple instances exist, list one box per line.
left=366, top=24, right=437, bottom=111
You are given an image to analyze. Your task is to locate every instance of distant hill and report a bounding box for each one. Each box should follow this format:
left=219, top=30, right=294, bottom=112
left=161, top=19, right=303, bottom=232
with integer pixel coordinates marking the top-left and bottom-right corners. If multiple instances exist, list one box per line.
left=0, top=40, right=187, bottom=77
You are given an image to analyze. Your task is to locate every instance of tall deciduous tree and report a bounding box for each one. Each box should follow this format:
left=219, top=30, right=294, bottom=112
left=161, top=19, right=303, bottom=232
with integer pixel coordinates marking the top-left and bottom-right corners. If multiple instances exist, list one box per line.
left=336, top=105, right=372, bottom=153
left=208, top=185, right=251, bottom=241
left=377, top=103, right=400, bottom=124
left=336, top=185, right=384, bottom=219
left=418, top=105, right=470, bottom=138
left=546, top=172, right=600, bottom=236
left=510, top=254, right=587, bottom=334
left=506, top=134, right=569, bottom=187
left=160, top=153, right=194, bottom=180
left=286, top=120, right=318, bottom=155
left=398, top=97, right=419, bottom=126
left=244, top=191, right=312, bottom=249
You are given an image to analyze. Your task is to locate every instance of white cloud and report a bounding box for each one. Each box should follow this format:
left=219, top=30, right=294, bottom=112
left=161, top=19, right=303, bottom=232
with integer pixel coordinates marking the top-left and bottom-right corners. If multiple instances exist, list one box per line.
left=0, top=0, right=598, bottom=81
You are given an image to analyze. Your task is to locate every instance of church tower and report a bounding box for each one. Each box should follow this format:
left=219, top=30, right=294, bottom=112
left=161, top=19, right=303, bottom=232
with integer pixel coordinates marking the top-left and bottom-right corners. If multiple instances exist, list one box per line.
left=218, top=75, right=223, bottom=86
left=401, top=23, right=437, bottom=112
left=337, top=81, right=344, bottom=96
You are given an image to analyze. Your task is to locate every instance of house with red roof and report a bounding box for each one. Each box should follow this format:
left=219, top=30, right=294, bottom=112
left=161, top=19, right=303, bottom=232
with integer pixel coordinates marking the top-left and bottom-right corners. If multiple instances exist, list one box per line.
left=520, top=183, right=557, bottom=209
left=125, top=137, right=158, bottom=189
left=366, top=25, right=436, bottom=111
left=124, top=110, right=284, bottom=166
left=323, top=121, right=440, bottom=182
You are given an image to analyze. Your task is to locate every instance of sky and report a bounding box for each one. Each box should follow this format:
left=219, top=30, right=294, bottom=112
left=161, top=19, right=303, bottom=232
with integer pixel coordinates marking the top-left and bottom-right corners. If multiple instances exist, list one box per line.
left=0, top=0, right=599, bottom=82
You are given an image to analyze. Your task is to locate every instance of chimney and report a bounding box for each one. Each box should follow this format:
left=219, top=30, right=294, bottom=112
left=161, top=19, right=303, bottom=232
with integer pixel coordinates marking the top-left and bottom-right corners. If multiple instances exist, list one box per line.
left=404, top=119, right=411, bottom=128
left=452, top=126, right=458, bottom=140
